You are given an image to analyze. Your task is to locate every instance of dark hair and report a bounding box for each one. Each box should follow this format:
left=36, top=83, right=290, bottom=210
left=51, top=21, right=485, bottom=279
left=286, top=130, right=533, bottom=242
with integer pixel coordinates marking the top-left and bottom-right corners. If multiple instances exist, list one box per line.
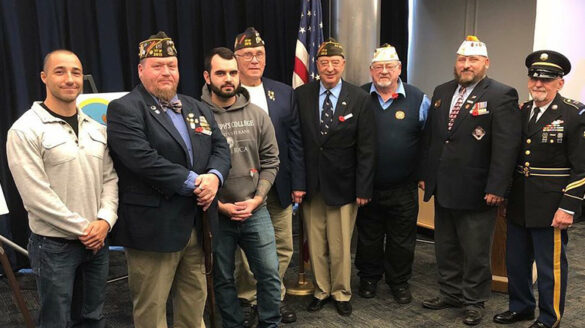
left=43, top=49, right=78, bottom=72
left=204, top=47, right=236, bottom=72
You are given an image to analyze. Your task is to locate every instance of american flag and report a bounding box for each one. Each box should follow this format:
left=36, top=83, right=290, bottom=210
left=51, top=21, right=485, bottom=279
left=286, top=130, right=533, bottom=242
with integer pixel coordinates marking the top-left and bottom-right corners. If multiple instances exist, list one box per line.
left=292, top=0, right=324, bottom=88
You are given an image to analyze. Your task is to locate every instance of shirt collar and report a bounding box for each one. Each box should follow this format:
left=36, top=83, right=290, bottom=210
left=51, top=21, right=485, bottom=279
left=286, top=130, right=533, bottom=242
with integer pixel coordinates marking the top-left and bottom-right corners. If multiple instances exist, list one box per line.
left=32, top=101, right=89, bottom=124
left=369, top=78, right=406, bottom=98
left=319, top=79, right=342, bottom=98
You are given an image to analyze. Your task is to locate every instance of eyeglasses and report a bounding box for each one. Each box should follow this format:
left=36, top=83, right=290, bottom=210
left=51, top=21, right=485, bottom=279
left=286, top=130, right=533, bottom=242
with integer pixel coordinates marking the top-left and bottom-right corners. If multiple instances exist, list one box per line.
left=317, top=59, right=343, bottom=67
left=371, top=63, right=399, bottom=72
left=236, top=52, right=265, bottom=62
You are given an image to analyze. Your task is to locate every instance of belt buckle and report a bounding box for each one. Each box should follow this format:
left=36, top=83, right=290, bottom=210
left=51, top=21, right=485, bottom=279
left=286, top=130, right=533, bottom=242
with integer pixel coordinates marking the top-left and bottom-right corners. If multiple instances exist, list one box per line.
left=523, top=166, right=530, bottom=177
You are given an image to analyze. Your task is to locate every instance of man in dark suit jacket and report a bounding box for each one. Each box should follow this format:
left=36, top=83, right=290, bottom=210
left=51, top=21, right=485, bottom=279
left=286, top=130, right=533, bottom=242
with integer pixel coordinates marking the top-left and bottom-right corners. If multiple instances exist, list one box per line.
left=232, top=27, right=305, bottom=325
left=106, top=32, right=230, bottom=328
left=296, top=38, right=376, bottom=317
left=493, top=51, right=585, bottom=328
left=418, top=36, right=521, bottom=326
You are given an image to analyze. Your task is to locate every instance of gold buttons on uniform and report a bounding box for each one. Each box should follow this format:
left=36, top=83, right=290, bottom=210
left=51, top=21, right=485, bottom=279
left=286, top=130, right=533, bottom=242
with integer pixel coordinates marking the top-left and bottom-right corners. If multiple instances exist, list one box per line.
left=525, top=162, right=530, bottom=167
left=526, top=139, right=531, bottom=144
left=525, top=150, right=531, bottom=155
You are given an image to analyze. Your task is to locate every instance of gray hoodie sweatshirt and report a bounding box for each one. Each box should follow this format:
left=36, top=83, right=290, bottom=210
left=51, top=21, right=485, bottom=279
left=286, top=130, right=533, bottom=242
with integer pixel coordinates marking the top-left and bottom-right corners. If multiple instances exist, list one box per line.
left=201, top=86, right=279, bottom=204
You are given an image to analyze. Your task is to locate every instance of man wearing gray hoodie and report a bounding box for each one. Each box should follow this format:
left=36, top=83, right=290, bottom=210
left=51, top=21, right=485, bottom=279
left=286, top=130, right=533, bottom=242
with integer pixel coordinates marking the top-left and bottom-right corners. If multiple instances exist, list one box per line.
left=201, top=47, right=281, bottom=328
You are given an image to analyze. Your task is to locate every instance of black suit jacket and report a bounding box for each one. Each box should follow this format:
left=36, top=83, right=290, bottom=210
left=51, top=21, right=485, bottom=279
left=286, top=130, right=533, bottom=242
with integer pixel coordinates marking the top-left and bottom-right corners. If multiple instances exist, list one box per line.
left=508, top=95, right=585, bottom=227
left=296, top=80, right=376, bottom=206
left=420, top=77, right=521, bottom=210
left=262, top=77, right=306, bottom=208
left=106, top=84, right=230, bottom=252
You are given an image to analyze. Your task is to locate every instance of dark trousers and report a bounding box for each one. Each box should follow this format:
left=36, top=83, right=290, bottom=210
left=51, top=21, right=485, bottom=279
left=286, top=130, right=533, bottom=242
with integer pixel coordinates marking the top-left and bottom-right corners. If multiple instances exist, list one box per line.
left=434, top=202, right=496, bottom=306
left=28, top=233, right=109, bottom=328
left=355, top=182, right=418, bottom=289
left=506, top=221, right=568, bottom=328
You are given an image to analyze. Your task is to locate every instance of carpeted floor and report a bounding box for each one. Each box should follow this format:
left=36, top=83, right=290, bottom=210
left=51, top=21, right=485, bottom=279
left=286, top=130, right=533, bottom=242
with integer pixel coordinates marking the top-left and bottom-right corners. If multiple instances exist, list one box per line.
left=2, top=220, right=585, bottom=328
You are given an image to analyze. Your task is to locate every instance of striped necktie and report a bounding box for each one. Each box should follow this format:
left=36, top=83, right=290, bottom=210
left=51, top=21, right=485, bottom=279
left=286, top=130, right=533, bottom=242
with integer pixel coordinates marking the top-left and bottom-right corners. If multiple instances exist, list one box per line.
left=448, top=86, right=466, bottom=131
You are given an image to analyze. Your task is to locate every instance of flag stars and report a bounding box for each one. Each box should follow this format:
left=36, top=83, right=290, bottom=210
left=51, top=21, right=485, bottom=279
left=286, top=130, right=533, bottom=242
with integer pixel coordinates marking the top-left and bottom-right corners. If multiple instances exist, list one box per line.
left=319, top=22, right=323, bottom=28
left=307, top=10, right=312, bottom=16
left=299, top=27, right=306, bottom=34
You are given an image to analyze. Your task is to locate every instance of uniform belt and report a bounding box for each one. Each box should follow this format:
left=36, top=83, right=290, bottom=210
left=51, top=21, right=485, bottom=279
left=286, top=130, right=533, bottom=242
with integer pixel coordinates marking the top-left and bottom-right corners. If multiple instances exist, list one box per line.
left=516, top=165, right=570, bottom=177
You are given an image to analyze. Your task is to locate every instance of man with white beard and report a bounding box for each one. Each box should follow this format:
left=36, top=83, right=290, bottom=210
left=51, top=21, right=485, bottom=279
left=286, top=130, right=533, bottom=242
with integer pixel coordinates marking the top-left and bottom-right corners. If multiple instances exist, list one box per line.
left=493, top=50, right=585, bottom=328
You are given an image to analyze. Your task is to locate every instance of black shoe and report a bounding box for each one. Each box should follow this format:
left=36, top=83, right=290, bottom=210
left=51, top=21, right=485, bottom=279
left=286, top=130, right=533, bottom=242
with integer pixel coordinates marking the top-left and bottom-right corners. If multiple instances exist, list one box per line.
left=422, top=296, right=462, bottom=310
left=358, top=280, right=377, bottom=298
left=239, top=298, right=256, bottom=328
left=493, top=310, right=535, bottom=324
left=528, top=321, right=555, bottom=328
left=391, top=286, right=412, bottom=304
left=307, top=297, right=329, bottom=312
left=334, top=300, right=352, bottom=316
left=463, top=308, right=483, bottom=326
left=280, top=301, right=296, bottom=323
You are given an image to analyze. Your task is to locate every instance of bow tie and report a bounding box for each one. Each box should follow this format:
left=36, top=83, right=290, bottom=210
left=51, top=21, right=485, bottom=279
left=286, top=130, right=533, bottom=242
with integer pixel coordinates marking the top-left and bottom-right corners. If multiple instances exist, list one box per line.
left=159, top=99, right=182, bottom=113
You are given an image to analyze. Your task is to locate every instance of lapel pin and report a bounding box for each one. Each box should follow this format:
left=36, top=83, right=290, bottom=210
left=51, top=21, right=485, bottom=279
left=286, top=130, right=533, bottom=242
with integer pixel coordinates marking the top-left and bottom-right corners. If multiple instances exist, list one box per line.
left=434, top=99, right=441, bottom=108
left=342, top=101, right=347, bottom=106
left=155, top=110, right=160, bottom=114
left=471, top=95, right=477, bottom=99
left=465, top=104, right=471, bottom=109
left=395, top=110, right=405, bottom=120
left=267, top=90, right=275, bottom=101
left=552, top=104, right=558, bottom=110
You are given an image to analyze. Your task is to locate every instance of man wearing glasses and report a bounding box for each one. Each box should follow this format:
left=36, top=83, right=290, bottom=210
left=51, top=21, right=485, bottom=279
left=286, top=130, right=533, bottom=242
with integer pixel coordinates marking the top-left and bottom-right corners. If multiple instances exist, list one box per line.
left=296, top=38, right=376, bottom=316
left=354, top=44, right=430, bottom=304
left=493, top=51, right=585, bottom=328
left=232, top=27, right=305, bottom=326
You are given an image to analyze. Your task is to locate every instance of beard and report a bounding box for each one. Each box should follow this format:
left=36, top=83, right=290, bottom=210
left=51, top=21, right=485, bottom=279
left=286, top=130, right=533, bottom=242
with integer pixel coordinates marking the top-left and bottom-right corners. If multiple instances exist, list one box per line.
left=453, top=67, right=486, bottom=87
left=151, top=84, right=178, bottom=102
left=529, top=89, right=548, bottom=102
left=209, top=81, right=240, bottom=99
left=374, top=79, right=392, bottom=89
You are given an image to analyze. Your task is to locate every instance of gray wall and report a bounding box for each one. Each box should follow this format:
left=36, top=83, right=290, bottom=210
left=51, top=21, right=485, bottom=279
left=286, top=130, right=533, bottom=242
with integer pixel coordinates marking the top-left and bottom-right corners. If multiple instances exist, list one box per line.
left=408, top=0, right=536, bottom=100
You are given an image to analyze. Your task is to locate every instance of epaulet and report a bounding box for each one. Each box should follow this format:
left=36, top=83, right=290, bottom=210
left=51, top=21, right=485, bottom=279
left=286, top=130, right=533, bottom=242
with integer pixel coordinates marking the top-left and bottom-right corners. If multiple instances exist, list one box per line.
left=562, top=97, right=585, bottom=114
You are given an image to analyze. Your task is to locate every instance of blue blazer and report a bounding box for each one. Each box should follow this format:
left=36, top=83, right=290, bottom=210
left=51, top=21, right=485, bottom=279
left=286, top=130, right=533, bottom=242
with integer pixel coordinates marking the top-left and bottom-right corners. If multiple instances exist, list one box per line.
left=106, top=84, right=230, bottom=252
left=262, top=77, right=306, bottom=208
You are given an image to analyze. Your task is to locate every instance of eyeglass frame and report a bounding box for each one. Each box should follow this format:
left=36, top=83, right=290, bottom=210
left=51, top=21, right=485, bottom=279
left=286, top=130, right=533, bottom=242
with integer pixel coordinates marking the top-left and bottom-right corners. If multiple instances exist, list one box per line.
left=370, top=62, right=401, bottom=72
left=236, top=52, right=265, bottom=62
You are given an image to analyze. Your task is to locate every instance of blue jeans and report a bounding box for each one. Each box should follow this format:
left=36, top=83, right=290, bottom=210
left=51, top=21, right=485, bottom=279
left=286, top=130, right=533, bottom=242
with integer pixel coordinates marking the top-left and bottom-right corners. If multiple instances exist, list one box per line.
left=28, top=233, right=109, bottom=328
left=213, top=205, right=281, bottom=328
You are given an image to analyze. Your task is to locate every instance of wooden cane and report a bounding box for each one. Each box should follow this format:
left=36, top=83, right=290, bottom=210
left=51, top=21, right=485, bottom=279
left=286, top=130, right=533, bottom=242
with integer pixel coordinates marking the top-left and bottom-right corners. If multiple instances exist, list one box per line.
left=202, top=212, right=216, bottom=327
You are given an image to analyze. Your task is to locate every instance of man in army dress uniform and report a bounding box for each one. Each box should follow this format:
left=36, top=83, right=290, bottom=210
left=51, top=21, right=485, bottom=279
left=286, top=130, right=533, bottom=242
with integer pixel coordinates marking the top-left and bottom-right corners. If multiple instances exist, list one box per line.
left=493, top=50, right=585, bottom=328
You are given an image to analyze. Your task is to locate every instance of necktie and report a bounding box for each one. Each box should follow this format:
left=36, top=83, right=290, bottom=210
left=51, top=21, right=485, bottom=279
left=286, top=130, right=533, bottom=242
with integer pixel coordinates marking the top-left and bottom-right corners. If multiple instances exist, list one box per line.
left=528, top=107, right=541, bottom=129
left=159, top=99, right=183, bottom=113
left=320, top=90, right=334, bottom=135
left=447, top=86, right=466, bottom=131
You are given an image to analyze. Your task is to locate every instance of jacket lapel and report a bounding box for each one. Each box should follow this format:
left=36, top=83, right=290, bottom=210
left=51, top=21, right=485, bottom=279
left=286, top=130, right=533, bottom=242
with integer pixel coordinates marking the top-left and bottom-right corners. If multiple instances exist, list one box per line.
left=139, top=85, right=191, bottom=166
left=450, top=77, right=489, bottom=134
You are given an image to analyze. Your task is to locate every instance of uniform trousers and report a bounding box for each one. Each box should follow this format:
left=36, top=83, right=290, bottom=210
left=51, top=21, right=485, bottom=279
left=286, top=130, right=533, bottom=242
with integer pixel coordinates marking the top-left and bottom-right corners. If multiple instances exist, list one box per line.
left=303, top=192, right=358, bottom=301
left=235, top=189, right=293, bottom=303
left=125, top=228, right=207, bottom=328
left=434, top=202, right=496, bottom=306
left=506, top=221, right=568, bottom=328
left=355, top=182, right=418, bottom=289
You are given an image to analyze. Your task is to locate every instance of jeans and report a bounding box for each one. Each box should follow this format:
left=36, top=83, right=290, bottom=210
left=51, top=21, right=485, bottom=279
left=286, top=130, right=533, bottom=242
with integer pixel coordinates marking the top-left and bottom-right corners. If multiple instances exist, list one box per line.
left=213, top=205, right=281, bottom=328
left=28, top=233, right=109, bottom=328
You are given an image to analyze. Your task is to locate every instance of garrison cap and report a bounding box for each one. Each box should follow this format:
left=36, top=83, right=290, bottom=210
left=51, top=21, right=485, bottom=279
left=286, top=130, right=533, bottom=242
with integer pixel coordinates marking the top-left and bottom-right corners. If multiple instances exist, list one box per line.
left=138, top=31, right=177, bottom=60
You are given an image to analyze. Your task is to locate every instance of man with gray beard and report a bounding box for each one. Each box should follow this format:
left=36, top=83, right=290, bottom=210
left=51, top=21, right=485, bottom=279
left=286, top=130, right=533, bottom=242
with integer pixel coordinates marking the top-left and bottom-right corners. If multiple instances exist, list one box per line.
left=418, top=36, right=521, bottom=326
